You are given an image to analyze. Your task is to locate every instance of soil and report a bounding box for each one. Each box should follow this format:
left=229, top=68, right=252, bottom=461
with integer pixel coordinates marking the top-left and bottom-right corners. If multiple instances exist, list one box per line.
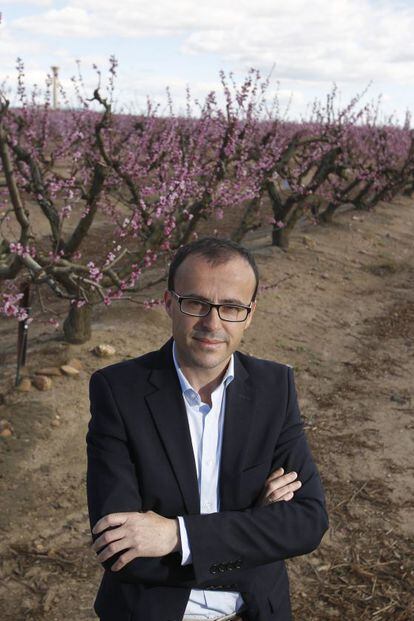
left=0, top=197, right=413, bottom=620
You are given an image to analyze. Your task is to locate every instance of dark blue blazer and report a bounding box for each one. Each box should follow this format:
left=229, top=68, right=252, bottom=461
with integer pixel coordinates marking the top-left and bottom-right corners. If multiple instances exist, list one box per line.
left=86, top=339, right=328, bottom=621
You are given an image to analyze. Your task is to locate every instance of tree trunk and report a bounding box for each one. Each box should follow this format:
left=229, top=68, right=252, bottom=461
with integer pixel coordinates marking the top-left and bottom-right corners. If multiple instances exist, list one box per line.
left=354, top=181, right=374, bottom=210
left=319, top=202, right=337, bottom=223
left=271, top=202, right=304, bottom=250
left=63, top=303, right=92, bottom=344
left=231, top=197, right=261, bottom=243
left=271, top=226, right=290, bottom=250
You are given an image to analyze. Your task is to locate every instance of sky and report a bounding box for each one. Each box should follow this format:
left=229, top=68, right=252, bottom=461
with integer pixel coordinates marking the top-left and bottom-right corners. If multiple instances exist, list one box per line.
left=0, top=0, right=413, bottom=122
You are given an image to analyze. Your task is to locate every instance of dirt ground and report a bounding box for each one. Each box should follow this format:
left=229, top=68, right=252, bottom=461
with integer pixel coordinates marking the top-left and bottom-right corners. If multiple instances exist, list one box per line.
left=0, top=197, right=413, bottom=620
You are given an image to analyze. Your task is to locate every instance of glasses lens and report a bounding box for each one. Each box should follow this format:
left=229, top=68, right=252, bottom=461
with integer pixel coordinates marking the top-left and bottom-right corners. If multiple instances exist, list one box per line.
left=219, top=305, right=249, bottom=322
left=181, top=298, right=211, bottom=316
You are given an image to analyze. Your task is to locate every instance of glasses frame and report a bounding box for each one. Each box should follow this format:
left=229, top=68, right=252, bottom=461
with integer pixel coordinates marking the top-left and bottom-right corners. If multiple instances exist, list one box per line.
left=169, top=290, right=253, bottom=323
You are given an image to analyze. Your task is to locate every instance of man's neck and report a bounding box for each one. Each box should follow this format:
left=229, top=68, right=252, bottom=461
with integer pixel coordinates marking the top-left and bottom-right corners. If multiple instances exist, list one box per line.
left=183, top=367, right=228, bottom=406
left=174, top=348, right=231, bottom=406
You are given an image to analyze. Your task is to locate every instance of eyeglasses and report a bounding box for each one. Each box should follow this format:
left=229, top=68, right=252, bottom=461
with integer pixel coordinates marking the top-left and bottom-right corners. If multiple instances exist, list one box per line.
left=169, top=290, right=253, bottom=322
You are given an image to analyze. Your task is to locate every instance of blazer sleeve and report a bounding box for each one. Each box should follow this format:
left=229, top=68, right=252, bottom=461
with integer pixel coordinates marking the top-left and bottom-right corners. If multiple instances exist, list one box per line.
left=182, top=365, right=329, bottom=584
left=86, top=370, right=196, bottom=586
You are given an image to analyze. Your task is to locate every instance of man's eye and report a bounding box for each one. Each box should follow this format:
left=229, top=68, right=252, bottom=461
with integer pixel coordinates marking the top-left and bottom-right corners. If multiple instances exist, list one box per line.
left=184, top=299, right=208, bottom=312
left=220, top=305, right=241, bottom=317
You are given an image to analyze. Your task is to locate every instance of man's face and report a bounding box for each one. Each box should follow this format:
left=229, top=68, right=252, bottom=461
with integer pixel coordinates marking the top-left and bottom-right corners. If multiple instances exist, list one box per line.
left=164, top=254, right=256, bottom=372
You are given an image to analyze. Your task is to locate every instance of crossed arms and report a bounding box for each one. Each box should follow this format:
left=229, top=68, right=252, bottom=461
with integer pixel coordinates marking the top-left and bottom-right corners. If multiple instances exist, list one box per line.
left=91, top=466, right=302, bottom=568
left=86, top=367, right=328, bottom=586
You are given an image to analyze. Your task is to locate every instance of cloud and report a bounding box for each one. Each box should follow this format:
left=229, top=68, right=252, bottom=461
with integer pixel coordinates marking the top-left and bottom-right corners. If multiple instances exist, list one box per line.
left=3, top=0, right=413, bottom=120
left=9, top=0, right=414, bottom=88
left=12, top=6, right=98, bottom=37
left=2, top=0, right=53, bottom=6
left=11, top=0, right=227, bottom=38
left=181, top=0, right=414, bottom=84
left=0, top=20, right=45, bottom=69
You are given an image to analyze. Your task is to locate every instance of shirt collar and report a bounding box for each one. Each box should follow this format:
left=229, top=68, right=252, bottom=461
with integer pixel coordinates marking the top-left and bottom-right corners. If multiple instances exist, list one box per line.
left=172, top=340, right=234, bottom=398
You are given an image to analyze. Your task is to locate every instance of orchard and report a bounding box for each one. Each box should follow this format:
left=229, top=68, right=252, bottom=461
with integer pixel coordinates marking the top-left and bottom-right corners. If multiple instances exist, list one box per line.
left=1, top=59, right=413, bottom=343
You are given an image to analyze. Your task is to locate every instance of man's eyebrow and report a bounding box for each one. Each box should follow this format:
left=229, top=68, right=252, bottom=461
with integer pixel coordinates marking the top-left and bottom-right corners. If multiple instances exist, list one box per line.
left=183, top=293, right=249, bottom=306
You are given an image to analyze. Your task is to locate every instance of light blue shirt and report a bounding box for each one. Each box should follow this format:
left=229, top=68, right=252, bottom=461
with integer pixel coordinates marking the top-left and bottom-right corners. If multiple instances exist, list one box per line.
left=173, top=342, right=245, bottom=619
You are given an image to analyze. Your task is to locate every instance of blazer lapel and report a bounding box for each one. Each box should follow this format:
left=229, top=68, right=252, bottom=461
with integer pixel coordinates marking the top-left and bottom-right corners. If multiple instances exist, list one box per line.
left=219, top=353, right=254, bottom=510
left=143, top=342, right=254, bottom=515
left=144, top=341, right=200, bottom=515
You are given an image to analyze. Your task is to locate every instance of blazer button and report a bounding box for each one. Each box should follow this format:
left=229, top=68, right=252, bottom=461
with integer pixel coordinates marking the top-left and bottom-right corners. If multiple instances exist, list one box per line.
left=218, top=563, right=226, bottom=573
left=210, top=564, right=218, bottom=574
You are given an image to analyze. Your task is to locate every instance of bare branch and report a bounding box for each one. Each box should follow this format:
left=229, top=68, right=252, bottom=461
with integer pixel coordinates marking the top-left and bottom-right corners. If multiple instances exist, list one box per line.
left=64, top=161, right=107, bottom=255
left=0, top=102, right=30, bottom=278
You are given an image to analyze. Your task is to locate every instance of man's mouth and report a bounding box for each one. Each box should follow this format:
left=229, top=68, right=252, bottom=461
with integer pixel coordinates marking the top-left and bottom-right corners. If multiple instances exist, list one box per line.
left=193, top=336, right=225, bottom=345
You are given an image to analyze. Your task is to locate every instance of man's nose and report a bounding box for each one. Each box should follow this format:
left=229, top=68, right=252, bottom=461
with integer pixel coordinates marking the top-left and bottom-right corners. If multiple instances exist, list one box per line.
left=199, top=306, right=222, bottom=329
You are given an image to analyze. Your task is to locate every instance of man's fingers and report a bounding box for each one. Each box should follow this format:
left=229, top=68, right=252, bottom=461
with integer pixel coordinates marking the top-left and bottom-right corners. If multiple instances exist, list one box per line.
left=111, top=548, right=139, bottom=571
left=279, top=491, right=294, bottom=502
left=262, top=479, right=302, bottom=505
left=266, top=471, right=298, bottom=491
left=92, top=511, right=140, bottom=535
left=97, top=537, right=131, bottom=563
left=92, top=513, right=129, bottom=535
left=265, top=491, right=294, bottom=504
left=266, top=467, right=284, bottom=482
left=254, top=469, right=301, bottom=507
left=93, top=527, right=127, bottom=552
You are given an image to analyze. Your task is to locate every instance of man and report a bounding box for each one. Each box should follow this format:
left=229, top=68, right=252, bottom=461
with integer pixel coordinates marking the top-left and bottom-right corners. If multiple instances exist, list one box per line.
left=86, top=237, right=328, bottom=621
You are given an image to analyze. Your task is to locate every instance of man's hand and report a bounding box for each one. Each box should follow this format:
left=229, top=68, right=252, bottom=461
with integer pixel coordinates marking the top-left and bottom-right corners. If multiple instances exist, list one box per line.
left=255, top=468, right=302, bottom=506
left=91, top=510, right=180, bottom=571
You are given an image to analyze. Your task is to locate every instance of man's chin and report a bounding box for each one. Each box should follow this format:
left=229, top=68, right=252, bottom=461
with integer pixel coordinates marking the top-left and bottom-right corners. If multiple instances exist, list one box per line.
left=189, top=346, right=229, bottom=370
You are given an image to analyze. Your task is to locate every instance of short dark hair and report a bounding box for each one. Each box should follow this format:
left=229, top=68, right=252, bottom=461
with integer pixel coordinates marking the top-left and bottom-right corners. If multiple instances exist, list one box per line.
left=168, top=237, right=259, bottom=301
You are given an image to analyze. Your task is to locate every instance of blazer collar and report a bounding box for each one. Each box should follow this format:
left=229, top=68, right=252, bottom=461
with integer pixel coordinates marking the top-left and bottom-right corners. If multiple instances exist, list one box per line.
left=144, top=339, right=254, bottom=514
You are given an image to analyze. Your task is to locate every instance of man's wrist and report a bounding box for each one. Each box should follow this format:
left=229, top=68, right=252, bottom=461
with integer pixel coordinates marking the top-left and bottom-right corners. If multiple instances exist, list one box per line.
left=169, top=518, right=181, bottom=553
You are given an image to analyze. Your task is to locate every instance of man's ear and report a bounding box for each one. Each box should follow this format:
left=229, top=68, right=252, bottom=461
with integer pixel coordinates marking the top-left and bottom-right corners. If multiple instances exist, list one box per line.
left=164, top=290, right=173, bottom=318
left=244, top=300, right=257, bottom=330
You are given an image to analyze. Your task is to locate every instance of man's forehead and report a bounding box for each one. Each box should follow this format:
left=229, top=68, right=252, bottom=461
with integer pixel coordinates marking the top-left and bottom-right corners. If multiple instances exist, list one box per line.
left=177, top=253, right=253, bottom=275
left=174, top=254, right=256, bottom=296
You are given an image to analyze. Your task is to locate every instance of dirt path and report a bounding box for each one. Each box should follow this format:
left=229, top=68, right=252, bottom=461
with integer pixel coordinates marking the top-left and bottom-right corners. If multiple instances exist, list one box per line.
left=0, top=198, right=413, bottom=620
